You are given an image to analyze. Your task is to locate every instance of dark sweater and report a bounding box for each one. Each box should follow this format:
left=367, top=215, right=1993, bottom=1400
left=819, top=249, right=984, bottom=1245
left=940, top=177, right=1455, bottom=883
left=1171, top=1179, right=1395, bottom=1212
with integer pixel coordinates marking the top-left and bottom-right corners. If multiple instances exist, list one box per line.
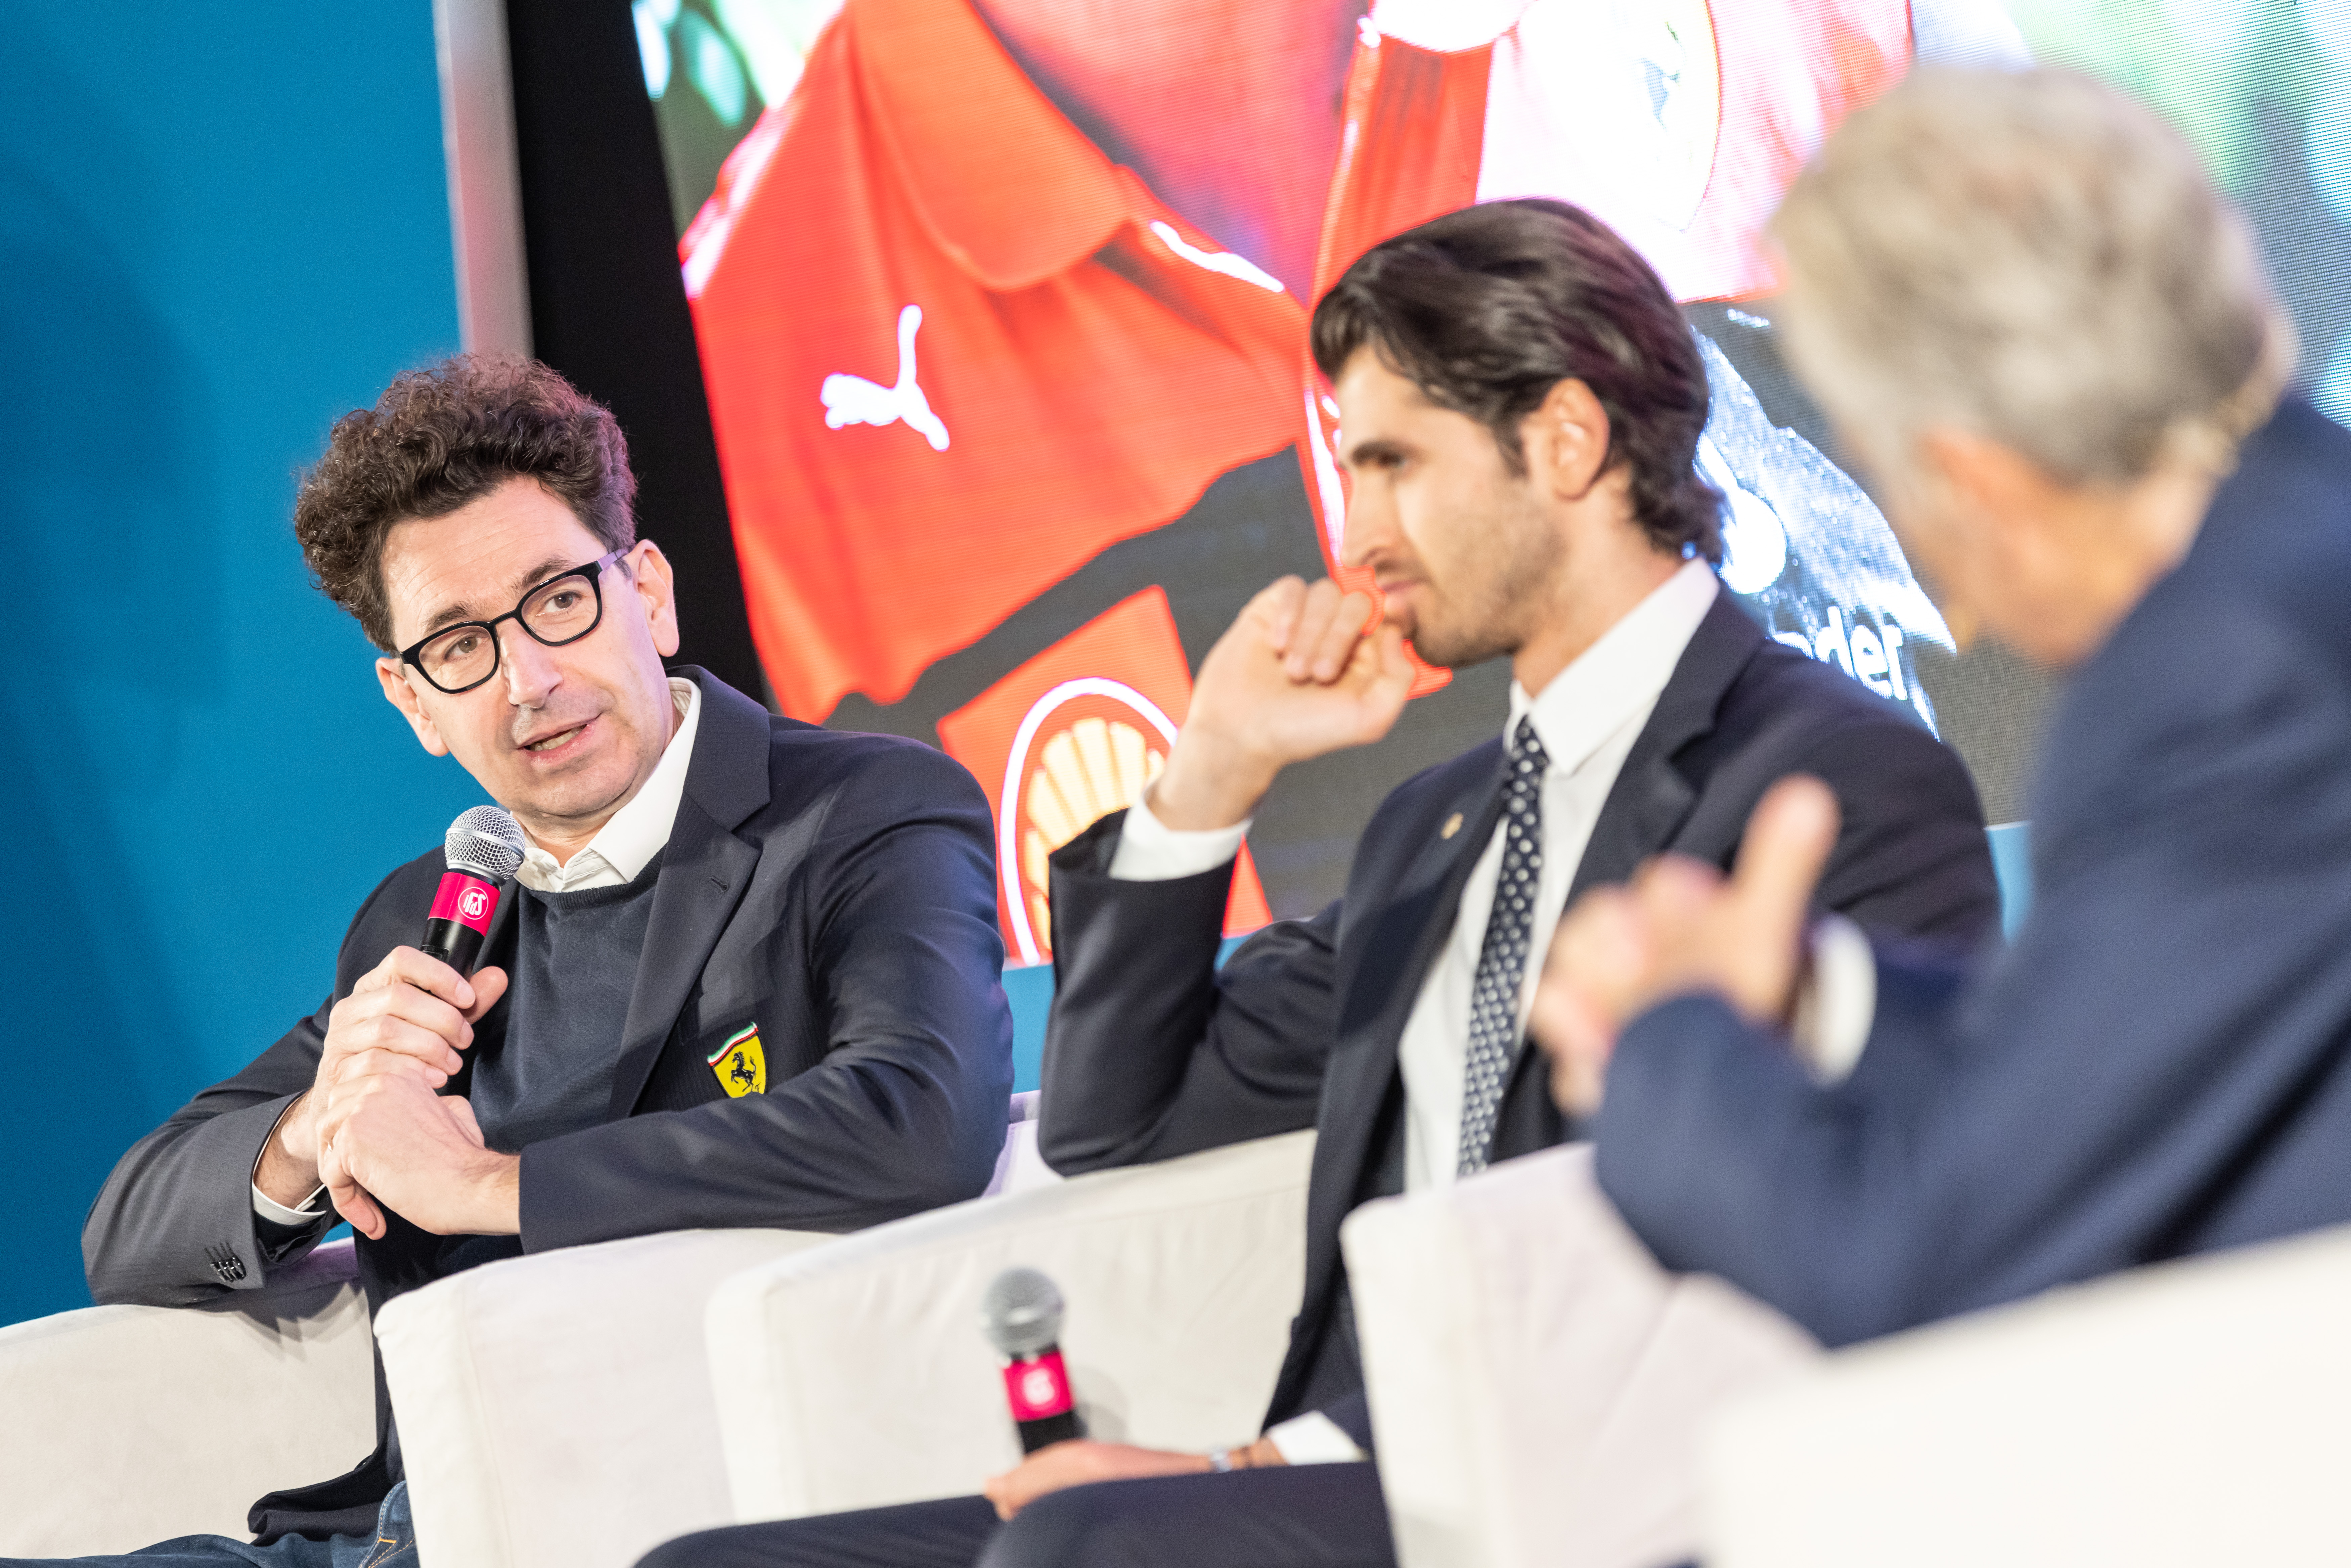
left=474, top=855, right=664, bottom=1153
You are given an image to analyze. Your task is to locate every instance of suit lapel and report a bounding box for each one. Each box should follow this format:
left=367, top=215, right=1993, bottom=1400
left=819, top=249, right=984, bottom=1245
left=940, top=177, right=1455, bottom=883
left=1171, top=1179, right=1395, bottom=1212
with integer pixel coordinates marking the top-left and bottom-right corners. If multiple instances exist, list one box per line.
left=1312, top=753, right=1508, bottom=1204
left=1505, top=593, right=1766, bottom=1135
left=1564, top=591, right=1763, bottom=903
left=604, top=669, right=774, bottom=1121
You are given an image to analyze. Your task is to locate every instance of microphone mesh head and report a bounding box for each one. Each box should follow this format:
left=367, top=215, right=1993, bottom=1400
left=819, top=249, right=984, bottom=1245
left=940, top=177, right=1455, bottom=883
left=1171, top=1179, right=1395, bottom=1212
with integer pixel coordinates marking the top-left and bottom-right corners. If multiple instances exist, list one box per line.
left=445, top=805, right=526, bottom=882
left=981, top=1267, right=1065, bottom=1358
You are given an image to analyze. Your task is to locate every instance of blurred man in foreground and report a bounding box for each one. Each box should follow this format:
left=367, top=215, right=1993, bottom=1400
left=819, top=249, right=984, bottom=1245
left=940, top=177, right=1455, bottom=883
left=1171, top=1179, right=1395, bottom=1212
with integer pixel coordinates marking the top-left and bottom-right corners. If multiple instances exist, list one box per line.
left=1536, top=68, right=2350, bottom=1347
left=645, top=198, right=1999, bottom=1568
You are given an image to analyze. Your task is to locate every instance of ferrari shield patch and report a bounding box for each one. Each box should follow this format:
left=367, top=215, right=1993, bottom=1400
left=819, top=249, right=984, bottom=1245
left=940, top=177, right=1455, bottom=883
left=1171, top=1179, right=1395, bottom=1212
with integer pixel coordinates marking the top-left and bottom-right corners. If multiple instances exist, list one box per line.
left=708, top=1024, right=766, bottom=1098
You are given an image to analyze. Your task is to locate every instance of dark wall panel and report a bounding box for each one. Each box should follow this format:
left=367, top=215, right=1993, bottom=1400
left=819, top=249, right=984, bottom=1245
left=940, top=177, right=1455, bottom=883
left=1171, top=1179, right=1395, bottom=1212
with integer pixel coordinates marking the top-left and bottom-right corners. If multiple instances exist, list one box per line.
left=505, top=0, right=766, bottom=702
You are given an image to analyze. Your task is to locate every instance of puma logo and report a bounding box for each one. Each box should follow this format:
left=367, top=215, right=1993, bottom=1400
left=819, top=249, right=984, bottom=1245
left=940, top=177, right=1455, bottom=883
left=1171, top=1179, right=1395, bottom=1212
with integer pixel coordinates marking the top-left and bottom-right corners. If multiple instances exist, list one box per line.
left=821, top=303, right=950, bottom=452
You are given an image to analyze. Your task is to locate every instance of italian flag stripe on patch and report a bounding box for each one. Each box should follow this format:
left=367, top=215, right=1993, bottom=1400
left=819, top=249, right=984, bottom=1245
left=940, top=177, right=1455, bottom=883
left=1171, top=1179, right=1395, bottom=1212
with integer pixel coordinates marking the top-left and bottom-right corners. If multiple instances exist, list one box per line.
left=708, top=1023, right=759, bottom=1065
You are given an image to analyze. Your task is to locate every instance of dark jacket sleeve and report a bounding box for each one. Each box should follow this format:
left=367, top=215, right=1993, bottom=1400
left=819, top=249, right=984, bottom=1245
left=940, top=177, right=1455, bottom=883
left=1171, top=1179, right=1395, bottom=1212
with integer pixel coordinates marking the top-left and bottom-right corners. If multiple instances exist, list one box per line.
left=1595, top=604, right=2351, bottom=1346
left=81, top=869, right=413, bottom=1306
left=517, top=744, right=1014, bottom=1245
left=1034, top=810, right=1339, bottom=1176
left=1793, top=712, right=2002, bottom=948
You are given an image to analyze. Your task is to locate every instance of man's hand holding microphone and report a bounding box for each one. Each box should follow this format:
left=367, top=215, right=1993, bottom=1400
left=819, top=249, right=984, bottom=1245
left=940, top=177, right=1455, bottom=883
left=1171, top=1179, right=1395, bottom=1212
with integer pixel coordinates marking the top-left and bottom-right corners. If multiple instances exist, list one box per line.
left=253, top=807, right=531, bottom=1241
left=254, top=947, right=514, bottom=1240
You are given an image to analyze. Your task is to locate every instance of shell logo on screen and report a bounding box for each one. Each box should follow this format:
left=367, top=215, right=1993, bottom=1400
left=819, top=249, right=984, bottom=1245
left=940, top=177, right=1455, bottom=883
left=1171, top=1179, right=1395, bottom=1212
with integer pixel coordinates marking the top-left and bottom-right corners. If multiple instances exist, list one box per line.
left=938, top=587, right=1272, bottom=967
left=1012, top=708, right=1166, bottom=953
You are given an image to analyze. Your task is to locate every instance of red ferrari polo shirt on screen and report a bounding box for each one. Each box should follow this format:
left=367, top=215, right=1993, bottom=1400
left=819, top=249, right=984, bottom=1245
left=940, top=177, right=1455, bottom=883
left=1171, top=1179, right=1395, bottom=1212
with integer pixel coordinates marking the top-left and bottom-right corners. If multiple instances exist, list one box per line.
left=683, top=0, right=1912, bottom=722
left=683, top=0, right=1307, bottom=720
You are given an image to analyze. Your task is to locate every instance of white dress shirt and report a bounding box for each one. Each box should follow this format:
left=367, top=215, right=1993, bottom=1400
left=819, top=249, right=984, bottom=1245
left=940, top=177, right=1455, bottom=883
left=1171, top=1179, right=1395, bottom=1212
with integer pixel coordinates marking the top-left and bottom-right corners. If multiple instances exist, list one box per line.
left=1113, top=561, right=1723, bottom=1459
left=251, top=678, right=701, bottom=1226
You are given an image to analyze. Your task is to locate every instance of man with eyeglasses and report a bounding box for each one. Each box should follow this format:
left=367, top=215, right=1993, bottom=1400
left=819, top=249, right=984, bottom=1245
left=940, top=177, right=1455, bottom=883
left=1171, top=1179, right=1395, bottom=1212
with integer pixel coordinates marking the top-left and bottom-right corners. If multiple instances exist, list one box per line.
left=65, top=355, right=1013, bottom=1567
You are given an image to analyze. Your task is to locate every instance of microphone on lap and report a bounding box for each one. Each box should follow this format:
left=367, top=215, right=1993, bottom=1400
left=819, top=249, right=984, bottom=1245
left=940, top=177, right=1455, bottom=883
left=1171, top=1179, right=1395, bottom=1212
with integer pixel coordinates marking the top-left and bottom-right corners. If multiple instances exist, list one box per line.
left=982, top=1267, right=1086, bottom=1452
left=423, top=806, right=527, bottom=975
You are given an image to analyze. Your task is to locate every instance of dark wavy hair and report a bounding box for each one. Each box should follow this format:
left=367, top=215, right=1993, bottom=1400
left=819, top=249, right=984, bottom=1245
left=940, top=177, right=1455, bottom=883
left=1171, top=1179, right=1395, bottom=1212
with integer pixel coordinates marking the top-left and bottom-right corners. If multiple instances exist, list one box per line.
left=1311, top=199, right=1723, bottom=562
left=293, top=353, right=638, bottom=652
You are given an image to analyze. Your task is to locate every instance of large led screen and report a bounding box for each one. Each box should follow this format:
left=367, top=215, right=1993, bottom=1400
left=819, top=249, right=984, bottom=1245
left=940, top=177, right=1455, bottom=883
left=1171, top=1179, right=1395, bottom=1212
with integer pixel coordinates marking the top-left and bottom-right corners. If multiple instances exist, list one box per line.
left=628, top=0, right=2351, bottom=963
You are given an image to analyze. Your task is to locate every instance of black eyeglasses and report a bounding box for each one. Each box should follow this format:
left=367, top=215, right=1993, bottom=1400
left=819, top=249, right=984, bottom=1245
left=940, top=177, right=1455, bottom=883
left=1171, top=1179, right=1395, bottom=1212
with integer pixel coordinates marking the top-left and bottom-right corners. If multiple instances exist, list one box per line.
left=398, top=549, right=629, bottom=695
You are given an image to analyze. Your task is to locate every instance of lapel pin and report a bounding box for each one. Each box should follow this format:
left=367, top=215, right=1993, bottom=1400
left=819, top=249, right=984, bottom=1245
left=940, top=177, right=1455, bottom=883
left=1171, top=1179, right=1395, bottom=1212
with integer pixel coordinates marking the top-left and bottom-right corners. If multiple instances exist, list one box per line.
left=1441, top=812, right=1463, bottom=840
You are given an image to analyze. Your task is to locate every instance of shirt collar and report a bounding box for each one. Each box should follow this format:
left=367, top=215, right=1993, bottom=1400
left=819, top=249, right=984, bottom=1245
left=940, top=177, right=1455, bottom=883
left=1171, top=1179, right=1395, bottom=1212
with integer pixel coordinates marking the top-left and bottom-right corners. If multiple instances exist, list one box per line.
left=1508, top=559, right=1721, bottom=773
left=518, top=677, right=701, bottom=888
left=855, top=0, right=1134, bottom=290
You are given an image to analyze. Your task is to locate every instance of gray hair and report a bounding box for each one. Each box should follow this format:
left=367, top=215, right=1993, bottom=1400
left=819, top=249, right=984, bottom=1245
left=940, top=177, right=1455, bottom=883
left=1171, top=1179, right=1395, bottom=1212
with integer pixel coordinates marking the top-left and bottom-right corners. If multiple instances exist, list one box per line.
left=1769, top=68, right=2293, bottom=487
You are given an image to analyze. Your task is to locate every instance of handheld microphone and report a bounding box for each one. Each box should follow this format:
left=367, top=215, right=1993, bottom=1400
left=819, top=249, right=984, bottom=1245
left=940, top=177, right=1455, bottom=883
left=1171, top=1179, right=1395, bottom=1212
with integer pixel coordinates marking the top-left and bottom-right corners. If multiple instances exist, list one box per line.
left=423, top=806, right=526, bottom=975
left=982, top=1266, right=1084, bottom=1452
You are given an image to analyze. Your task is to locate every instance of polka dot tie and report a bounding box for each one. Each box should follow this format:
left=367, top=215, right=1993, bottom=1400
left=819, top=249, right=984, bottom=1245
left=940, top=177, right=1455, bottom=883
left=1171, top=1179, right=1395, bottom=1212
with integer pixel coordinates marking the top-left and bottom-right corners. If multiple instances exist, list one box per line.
left=1456, top=717, right=1551, bottom=1177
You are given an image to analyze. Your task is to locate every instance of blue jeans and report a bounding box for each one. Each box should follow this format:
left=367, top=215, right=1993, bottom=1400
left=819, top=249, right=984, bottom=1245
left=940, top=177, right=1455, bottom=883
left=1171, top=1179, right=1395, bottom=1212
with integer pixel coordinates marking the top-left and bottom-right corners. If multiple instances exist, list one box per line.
left=2, top=1483, right=414, bottom=1568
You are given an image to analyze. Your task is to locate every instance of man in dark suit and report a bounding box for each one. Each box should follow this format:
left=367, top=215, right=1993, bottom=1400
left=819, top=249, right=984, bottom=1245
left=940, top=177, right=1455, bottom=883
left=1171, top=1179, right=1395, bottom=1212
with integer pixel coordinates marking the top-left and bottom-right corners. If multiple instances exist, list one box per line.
left=643, top=200, right=1997, bottom=1568
left=57, top=357, right=1012, bottom=1567
left=1534, top=70, right=2349, bottom=1349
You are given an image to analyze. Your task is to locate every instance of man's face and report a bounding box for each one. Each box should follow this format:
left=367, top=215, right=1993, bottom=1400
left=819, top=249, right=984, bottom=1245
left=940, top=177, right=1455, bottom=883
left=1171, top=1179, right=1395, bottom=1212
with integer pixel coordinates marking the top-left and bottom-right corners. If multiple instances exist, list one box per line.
left=373, top=477, right=682, bottom=848
left=1332, top=348, right=1562, bottom=669
left=1870, top=465, right=1993, bottom=654
left=1868, top=430, right=2089, bottom=668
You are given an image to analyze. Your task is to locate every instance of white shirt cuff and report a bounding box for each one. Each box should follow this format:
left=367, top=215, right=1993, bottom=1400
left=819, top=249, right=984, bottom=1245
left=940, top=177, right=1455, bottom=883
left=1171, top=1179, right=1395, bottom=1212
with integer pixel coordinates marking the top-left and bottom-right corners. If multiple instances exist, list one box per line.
left=1788, top=913, right=1877, bottom=1084
left=252, top=1182, right=329, bottom=1227
left=1106, top=793, right=1251, bottom=882
left=1263, top=1411, right=1369, bottom=1466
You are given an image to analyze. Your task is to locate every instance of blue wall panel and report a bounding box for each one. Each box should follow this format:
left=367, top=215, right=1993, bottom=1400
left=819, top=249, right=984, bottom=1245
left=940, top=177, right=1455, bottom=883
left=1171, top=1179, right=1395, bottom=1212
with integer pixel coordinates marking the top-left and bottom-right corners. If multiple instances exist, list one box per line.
left=0, top=3, right=475, bottom=1326
left=1987, top=821, right=2034, bottom=940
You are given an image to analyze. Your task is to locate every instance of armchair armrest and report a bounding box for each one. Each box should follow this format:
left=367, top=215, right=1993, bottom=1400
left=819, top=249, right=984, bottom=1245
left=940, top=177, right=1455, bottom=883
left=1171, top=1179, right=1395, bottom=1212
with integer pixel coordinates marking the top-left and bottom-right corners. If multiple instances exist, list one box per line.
left=375, top=1227, right=834, bottom=1568
left=709, top=1129, right=1316, bottom=1522
left=0, top=1240, right=373, bottom=1557
left=1342, top=1146, right=1817, bottom=1568
left=1703, top=1222, right=2351, bottom=1568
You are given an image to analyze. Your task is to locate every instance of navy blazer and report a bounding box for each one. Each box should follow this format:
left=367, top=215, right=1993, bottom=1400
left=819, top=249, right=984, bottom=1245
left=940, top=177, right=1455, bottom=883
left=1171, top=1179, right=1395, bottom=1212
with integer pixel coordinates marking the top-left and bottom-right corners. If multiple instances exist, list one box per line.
left=82, top=668, right=1013, bottom=1537
left=1040, top=591, right=2000, bottom=1447
left=1598, top=399, right=2351, bottom=1349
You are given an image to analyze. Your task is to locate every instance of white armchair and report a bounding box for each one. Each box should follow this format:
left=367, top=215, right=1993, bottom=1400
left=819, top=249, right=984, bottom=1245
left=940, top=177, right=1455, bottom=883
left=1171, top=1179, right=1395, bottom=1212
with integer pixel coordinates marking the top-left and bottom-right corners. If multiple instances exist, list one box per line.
left=1341, top=1146, right=1818, bottom=1568
left=373, top=1092, right=1063, bottom=1568
left=1703, top=1222, right=2351, bottom=1568
left=708, top=1129, right=1317, bottom=1523
left=0, top=1240, right=375, bottom=1557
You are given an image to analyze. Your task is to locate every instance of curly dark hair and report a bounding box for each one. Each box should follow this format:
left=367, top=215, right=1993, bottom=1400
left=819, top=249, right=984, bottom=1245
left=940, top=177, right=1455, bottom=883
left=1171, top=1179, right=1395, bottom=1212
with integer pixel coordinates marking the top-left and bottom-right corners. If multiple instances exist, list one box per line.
left=293, top=353, right=638, bottom=652
left=1311, top=199, right=1723, bottom=563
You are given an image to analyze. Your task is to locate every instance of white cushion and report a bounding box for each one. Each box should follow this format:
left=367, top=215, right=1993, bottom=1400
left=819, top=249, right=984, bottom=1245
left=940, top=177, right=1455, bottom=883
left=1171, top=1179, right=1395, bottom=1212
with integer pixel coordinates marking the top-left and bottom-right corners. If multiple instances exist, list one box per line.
left=1705, top=1222, right=2351, bottom=1568
left=1343, top=1146, right=1818, bottom=1568
left=377, top=1226, right=833, bottom=1568
left=0, top=1241, right=373, bottom=1556
left=710, top=1129, right=1316, bottom=1521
